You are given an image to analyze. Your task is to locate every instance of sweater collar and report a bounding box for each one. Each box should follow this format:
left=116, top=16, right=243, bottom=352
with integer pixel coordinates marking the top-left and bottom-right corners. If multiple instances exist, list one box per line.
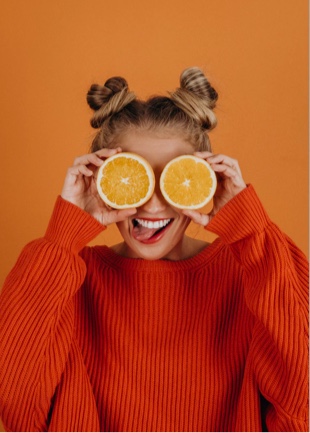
left=91, top=238, right=224, bottom=272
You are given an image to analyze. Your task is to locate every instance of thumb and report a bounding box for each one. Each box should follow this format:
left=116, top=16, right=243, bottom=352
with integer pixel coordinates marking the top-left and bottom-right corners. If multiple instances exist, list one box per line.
left=103, top=208, right=137, bottom=226
left=182, top=209, right=211, bottom=227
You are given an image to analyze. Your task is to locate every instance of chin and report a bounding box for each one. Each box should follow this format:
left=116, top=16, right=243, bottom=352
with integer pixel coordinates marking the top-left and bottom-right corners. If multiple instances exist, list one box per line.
left=134, top=249, right=170, bottom=261
left=128, top=242, right=178, bottom=261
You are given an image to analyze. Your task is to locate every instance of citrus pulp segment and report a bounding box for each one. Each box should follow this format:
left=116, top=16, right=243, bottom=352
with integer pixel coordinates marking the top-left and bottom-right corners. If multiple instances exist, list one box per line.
left=96, top=152, right=155, bottom=209
left=159, top=155, right=217, bottom=209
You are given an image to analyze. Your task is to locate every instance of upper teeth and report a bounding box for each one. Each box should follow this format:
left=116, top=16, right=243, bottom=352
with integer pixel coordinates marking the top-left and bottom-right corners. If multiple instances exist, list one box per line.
left=135, top=218, right=171, bottom=229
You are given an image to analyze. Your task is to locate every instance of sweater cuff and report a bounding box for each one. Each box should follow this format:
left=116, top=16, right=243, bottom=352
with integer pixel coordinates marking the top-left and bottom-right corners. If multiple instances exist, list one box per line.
left=44, top=196, right=105, bottom=253
left=205, top=185, right=271, bottom=244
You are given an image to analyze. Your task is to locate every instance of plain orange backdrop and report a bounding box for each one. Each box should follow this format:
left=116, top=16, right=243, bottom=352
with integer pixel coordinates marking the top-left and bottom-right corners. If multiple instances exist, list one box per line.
left=0, top=0, right=308, bottom=430
left=0, top=2, right=308, bottom=284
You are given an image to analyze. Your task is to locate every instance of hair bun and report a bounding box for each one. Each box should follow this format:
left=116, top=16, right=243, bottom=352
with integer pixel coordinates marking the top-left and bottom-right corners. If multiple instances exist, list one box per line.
left=87, top=77, right=128, bottom=110
left=180, top=67, right=218, bottom=108
left=170, top=67, right=218, bottom=130
left=87, top=76, right=136, bottom=128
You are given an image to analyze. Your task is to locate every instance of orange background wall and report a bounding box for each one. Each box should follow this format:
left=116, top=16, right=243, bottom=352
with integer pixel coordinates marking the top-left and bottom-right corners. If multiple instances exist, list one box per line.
left=0, top=0, right=308, bottom=429
left=0, top=0, right=308, bottom=294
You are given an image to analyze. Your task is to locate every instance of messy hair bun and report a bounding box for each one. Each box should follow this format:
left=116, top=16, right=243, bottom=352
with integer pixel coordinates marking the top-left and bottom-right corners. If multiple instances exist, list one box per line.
left=87, top=77, right=136, bottom=128
left=88, top=67, right=218, bottom=153
left=170, top=67, right=218, bottom=130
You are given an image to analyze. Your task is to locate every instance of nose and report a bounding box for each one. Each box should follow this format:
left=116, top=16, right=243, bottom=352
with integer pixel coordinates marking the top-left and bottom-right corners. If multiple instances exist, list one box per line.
left=140, top=184, right=167, bottom=214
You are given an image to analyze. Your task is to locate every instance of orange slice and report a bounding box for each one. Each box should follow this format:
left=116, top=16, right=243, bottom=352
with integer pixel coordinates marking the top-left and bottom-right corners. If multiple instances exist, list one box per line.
left=96, top=152, right=155, bottom=209
left=160, top=155, right=217, bottom=209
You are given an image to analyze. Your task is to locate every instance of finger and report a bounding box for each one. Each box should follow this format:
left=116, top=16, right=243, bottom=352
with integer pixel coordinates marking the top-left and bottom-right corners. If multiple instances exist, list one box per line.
left=194, top=152, right=243, bottom=178
left=193, top=150, right=213, bottom=160
left=103, top=208, right=137, bottom=225
left=206, top=153, right=235, bottom=166
left=63, top=169, right=88, bottom=189
left=212, top=163, right=238, bottom=176
left=62, top=165, right=94, bottom=192
left=211, top=162, right=242, bottom=178
left=68, top=164, right=94, bottom=178
left=94, top=147, right=122, bottom=158
left=212, top=164, right=246, bottom=188
left=208, top=154, right=242, bottom=176
left=73, top=153, right=105, bottom=168
left=73, top=147, right=121, bottom=167
left=182, top=209, right=210, bottom=226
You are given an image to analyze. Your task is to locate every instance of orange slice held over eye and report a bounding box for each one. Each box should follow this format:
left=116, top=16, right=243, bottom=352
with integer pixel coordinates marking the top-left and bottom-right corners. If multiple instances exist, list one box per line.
left=159, top=155, right=217, bottom=209
left=96, top=152, right=155, bottom=209
left=96, top=153, right=217, bottom=210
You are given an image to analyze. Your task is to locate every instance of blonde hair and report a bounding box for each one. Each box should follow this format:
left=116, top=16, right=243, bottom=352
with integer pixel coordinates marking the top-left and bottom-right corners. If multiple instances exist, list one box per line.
left=87, top=67, right=218, bottom=152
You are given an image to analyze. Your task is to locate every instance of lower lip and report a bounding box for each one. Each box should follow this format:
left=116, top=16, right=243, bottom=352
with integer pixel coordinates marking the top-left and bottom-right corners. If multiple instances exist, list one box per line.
left=139, top=222, right=172, bottom=244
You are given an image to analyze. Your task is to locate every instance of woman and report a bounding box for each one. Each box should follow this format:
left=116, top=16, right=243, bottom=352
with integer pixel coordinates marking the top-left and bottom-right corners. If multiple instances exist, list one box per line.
left=0, top=68, right=308, bottom=432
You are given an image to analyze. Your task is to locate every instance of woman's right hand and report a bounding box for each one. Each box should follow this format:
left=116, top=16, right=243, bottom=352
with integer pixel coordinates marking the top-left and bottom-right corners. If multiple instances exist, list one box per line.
left=61, top=147, right=137, bottom=226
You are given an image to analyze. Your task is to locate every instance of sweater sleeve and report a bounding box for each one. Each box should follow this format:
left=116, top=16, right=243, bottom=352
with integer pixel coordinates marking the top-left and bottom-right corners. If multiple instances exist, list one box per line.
left=0, top=197, right=104, bottom=432
left=206, top=185, right=309, bottom=432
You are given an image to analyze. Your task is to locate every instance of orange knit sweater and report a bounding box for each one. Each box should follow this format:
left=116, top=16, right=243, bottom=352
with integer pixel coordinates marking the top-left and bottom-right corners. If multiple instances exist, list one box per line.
left=0, top=186, right=308, bottom=432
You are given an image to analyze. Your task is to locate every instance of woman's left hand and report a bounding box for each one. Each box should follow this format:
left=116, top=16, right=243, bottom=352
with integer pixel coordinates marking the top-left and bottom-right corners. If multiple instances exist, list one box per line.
left=182, top=151, right=247, bottom=226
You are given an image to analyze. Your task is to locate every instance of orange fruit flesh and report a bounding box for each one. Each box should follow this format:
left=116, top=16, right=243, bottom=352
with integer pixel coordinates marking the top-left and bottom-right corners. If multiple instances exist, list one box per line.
left=160, top=156, right=217, bottom=209
left=97, top=153, right=155, bottom=209
left=99, top=158, right=150, bottom=205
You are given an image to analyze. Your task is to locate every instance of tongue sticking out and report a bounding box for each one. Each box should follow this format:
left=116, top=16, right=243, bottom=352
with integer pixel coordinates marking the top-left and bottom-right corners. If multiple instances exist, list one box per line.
left=132, top=224, right=159, bottom=241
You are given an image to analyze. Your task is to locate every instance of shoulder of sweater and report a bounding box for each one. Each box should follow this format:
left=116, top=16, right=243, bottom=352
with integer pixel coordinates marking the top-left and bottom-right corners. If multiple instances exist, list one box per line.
left=206, top=185, right=272, bottom=244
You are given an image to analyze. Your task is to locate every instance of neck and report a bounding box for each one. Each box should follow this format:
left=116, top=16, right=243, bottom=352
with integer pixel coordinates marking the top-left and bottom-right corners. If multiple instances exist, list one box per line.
left=111, top=236, right=209, bottom=261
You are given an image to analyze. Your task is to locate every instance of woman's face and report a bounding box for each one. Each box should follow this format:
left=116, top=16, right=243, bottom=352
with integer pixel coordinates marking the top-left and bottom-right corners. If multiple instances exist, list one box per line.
left=114, top=130, right=195, bottom=260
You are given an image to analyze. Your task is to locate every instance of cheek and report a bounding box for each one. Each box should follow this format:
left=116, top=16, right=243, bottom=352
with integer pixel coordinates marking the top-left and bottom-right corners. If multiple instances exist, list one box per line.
left=116, top=220, right=131, bottom=239
left=174, top=213, right=191, bottom=232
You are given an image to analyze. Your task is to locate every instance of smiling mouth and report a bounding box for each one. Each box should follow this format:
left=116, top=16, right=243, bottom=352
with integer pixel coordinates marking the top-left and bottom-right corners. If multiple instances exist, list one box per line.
left=132, top=218, right=173, bottom=243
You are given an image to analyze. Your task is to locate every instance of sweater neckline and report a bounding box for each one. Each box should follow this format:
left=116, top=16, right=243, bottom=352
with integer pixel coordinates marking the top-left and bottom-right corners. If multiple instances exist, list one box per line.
left=93, top=237, right=224, bottom=272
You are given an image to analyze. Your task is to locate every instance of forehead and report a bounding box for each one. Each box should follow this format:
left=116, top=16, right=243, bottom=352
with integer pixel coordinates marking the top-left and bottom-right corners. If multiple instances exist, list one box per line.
left=118, top=131, right=194, bottom=169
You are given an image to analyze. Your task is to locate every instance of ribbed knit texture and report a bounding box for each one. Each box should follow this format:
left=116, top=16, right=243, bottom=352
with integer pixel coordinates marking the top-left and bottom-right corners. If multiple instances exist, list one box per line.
left=0, top=186, right=308, bottom=432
